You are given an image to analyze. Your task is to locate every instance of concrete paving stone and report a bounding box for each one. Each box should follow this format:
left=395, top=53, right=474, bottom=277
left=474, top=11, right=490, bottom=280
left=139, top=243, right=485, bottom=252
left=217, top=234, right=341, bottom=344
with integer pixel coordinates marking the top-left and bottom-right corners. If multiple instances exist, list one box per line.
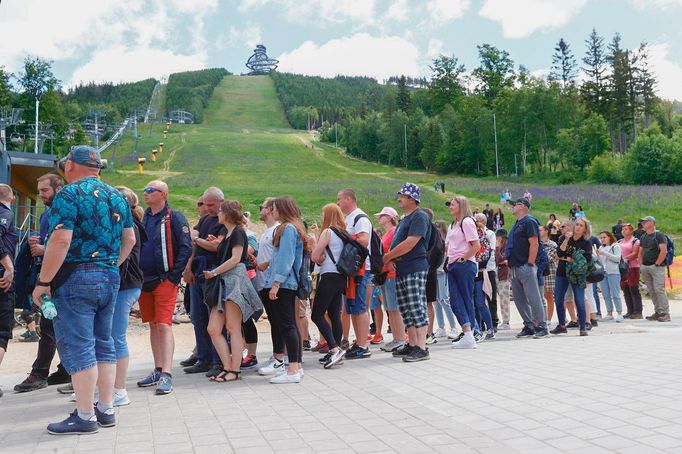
left=227, top=435, right=269, bottom=449
left=617, top=445, right=669, bottom=454
left=193, top=445, right=234, bottom=454
left=591, top=434, right=637, bottom=450
left=638, top=434, right=682, bottom=450
left=306, top=437, right=350, bottom=451
left=266, top=436, right=310, bottom=450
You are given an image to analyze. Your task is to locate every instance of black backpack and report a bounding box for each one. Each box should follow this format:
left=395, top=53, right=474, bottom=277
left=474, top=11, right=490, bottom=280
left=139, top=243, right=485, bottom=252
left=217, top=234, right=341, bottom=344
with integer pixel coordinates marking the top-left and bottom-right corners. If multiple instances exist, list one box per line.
left=296, top=250, right=313, bottom=300
left=427, top=222, right=444, bottom=271
left=353, top=214, right=384, bottom=276
left=326, top=227, right=369, bottom=277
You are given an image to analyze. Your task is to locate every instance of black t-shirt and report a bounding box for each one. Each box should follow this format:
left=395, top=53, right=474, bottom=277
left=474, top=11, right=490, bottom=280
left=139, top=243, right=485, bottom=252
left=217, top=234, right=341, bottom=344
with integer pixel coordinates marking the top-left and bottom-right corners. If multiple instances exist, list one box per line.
left=556, top=235, right=592, bottom=277
left=194, top=214, right=228, bottom=263
left=507, top=215, right=539, bottom=267
left=639, top=231, right=666, bottom=266
left=217, top=225, right=249, bottom=265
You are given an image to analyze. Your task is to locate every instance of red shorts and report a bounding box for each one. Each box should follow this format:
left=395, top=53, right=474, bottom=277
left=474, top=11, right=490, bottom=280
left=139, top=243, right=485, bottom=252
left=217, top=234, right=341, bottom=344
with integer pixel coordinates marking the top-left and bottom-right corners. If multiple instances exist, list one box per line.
left=139, top=280, right=178, bottom=325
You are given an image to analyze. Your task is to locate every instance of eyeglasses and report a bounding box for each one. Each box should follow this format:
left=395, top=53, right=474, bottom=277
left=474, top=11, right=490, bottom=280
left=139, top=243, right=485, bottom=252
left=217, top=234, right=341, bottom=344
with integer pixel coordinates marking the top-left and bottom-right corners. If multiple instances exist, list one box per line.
left=143, top=187, right=162, bottom=194
left=197, top=202, right=204, bottom=207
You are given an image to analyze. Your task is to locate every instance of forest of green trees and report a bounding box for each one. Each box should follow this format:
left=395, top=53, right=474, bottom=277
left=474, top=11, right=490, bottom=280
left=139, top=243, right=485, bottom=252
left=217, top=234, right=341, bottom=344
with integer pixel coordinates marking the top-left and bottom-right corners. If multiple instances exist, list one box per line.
left=271, top=29, right=682, bottom=184
left=165, top=68, right=229, bottom=122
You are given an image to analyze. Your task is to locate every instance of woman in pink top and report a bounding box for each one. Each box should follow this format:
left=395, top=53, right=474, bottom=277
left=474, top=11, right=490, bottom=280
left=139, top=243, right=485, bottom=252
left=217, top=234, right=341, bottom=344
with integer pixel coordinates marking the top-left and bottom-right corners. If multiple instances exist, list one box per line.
left=445, top=195, right=480, bottom=349
left=619, top=223, right=642, bottom=319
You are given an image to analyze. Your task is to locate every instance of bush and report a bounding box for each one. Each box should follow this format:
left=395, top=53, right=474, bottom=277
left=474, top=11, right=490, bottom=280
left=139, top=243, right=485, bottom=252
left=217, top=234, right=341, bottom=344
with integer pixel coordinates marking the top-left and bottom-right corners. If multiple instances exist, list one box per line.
left=588, top=154, right=624, bottom=184
left=624, top=133, right=682, bottom=184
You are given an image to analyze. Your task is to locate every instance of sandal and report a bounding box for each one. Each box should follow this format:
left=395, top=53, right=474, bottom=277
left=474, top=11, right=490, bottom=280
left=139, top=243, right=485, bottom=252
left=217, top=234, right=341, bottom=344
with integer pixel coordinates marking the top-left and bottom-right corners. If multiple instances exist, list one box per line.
left=212, top=370, right=241, bottom=382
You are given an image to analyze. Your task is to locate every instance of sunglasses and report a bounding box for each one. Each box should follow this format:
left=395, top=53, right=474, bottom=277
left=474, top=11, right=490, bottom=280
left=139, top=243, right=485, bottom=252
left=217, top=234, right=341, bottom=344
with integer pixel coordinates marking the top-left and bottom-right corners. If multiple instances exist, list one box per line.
left=143, top=187, right=162, bottom=194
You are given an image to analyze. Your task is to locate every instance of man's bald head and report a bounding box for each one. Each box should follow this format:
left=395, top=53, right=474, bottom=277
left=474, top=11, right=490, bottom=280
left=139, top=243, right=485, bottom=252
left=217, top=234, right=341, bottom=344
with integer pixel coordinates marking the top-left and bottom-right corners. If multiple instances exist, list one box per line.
left=146, top=180, right=168, bottom=195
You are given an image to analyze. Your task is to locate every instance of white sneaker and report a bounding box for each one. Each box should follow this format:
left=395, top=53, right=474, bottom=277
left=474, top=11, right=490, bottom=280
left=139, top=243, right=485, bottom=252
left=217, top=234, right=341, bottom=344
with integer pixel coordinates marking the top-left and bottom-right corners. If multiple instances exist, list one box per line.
left=258, top=358, right=285, bottom=376
left=434, top=328, right=446, bottom=338
left=113, top=391, right=131, bottom=407
left=324, top=349, right=346, bottom=369
left=270, top=371, right=302, bottom=384
left=497, top=323, right=511, bottom=330
left=603, top=315, right=614, bottom=321
left=451, top=333, right=477, bottom=349
left=275, top=367, right=304, bottom=378
left=381, top=340, right=405, bottom=352
left=615, top=314, right=624, bottom=322
left=447, top=328, right=460, bottom=339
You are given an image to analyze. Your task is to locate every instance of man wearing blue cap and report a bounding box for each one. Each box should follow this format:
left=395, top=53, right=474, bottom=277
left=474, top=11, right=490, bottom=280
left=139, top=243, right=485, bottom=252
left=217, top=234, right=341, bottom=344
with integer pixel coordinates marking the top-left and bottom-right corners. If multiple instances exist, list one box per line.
left=33, top=146, right=136, bottom=435
left=383, top=183, right=432, bottom=362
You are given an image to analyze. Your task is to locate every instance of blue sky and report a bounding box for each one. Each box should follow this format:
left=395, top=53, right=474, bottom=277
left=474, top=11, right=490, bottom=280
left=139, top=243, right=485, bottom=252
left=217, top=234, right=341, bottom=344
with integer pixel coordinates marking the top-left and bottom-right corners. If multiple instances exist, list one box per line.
left=2, top=0, right=682, bottom=99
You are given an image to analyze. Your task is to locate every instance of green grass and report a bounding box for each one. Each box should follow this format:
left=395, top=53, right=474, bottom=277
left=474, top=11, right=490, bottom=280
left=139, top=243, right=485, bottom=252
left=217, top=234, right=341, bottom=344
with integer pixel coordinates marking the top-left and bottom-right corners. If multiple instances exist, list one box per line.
left=100, top=75, right=682, bottom=236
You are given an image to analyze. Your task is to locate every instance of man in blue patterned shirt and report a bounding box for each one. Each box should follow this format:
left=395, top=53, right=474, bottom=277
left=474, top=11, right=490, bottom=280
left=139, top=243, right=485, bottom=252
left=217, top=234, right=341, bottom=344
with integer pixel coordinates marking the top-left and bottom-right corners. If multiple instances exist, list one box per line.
left=33, top=146, right=136, bottom=435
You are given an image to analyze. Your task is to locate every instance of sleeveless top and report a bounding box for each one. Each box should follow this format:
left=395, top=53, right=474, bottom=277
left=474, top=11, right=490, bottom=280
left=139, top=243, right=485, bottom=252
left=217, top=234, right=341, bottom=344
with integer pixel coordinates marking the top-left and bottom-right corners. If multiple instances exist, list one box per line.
left=320, top=229, right=344, bottom=274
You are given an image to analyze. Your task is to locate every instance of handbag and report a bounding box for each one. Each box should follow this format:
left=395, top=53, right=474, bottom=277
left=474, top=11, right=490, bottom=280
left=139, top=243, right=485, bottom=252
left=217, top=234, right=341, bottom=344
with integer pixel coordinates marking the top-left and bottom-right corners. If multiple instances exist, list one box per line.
left=587, top=257, right=605, bottom=283
left=618, top=258, right=629, bottom=278
left=203, top=237, right=230, bottom=307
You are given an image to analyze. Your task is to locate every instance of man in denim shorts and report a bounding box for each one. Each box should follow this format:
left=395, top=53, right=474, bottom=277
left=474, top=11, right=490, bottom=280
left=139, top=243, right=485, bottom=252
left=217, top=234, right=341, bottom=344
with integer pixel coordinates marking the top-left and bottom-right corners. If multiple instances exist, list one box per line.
left=382, top=183, right=431, bottom=362
left=33, top=146, right=135, bottom=435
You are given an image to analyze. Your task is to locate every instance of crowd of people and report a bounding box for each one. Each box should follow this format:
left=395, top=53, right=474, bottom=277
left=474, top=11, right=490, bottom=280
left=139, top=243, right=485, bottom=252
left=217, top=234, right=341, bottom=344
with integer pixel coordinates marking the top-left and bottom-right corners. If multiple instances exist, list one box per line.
left=0, top=145, right=675, bottom=436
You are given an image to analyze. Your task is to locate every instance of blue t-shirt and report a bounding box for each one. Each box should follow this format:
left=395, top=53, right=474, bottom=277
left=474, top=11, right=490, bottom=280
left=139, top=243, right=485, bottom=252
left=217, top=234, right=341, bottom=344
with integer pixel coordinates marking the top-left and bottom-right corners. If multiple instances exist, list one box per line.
left=506, top=215, right=539, bottom=267
left=390, top=208, right=431, bottom=276
left=47, top=177, right=133, bottom=269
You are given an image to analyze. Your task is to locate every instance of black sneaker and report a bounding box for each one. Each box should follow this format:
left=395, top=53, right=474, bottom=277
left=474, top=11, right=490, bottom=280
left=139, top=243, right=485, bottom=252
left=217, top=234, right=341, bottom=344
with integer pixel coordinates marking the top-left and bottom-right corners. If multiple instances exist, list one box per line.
left=179, top=353, right=198, bottom=367
left=303, top=339, right=312, bottom=351
left=580, top=330, right=588, bottom=336
left=369, top=322, right=376, bottom=335
left=47, top=366, right=70, bottom=386
left=591, top=319, right=598, bottom=327
left=392, top=344, right=414, bottom=357
left=402, top=347, right=430, bottom=362
left=566, top=321, right=579, bottom=329
left=550, top=325, right=567, bottom=335
left=205, top=364, right=223, bottom=378
left=14, top=373, right=48, bottom=393
left=345, top=346, right=370, bottom=359
left=585, top=323, right=592, bottom=331
left=516, top=327, right=534, bottom=338
left=533, top=329, right=549, bottom=339
left=318, top=352, right=332, bottom=364
left=183, top=361, right=211, bottom=374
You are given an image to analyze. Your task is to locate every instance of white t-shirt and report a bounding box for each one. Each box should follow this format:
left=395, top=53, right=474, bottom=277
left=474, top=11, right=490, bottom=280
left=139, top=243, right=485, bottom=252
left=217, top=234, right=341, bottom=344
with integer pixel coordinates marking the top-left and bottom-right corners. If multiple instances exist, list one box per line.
left=345, top=207, right=372, bottom=270
left=255, top=222, right=279, bottom=291
left=485, top=228, right=497, bottom=272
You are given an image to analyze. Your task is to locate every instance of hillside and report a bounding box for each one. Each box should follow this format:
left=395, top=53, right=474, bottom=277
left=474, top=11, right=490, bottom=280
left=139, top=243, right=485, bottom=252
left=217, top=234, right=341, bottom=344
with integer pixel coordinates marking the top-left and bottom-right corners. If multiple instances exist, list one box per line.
left=99, top=74, right=681, bottom=235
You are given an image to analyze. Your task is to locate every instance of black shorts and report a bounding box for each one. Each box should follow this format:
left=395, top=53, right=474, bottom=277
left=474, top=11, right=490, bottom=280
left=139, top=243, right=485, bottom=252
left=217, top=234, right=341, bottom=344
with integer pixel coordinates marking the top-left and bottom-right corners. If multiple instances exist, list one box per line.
left=426, top=269, right=438, bottom=303
left=0, top=289, right=15, bottom=350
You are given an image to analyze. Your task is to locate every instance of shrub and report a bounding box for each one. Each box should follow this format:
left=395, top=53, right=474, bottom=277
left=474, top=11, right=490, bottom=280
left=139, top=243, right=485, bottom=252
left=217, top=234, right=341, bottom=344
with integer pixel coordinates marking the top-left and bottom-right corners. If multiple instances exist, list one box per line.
left=588, top=154, right=624, bottom=184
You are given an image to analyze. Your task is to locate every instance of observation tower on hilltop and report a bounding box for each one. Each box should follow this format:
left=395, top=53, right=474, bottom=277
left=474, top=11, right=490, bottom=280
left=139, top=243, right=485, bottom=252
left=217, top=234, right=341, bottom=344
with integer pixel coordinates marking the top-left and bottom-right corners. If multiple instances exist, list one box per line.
left=245, top=45, right=279, bottom=75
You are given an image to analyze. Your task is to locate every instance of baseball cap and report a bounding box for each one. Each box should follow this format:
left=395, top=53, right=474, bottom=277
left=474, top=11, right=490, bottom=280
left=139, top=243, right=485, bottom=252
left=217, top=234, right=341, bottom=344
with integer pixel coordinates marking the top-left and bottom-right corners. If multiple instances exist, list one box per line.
left=641, top=216, right=656, bottom=224
left=496, top=228, right=508, bottom=237
left=397, top=182, right=420, bottom=203
left=509, top=198, right=531, bottom=209
left=374, top=207, right=399, bottom=220
left=67, top=145, right=103, bottom=169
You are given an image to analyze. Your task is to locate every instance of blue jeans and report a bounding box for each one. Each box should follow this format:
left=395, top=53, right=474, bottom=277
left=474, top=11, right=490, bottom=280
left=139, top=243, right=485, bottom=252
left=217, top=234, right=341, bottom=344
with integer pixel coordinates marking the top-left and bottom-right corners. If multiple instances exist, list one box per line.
left=189, top=281, right=220, bottom=365
left=554, top=276, right=587, bottom=329
left=435, top=271, right=456, bottom=329
left=112, top=288, right=141, bottom=359
left=380, top=278, right=398, bottom=312
left=474, top=278, right=493, bottom=332
left=447, top=261, right=476, bottom=329
left=600, top=273, right=623, bottom=313
left=53, top=264, right=120, bottom=374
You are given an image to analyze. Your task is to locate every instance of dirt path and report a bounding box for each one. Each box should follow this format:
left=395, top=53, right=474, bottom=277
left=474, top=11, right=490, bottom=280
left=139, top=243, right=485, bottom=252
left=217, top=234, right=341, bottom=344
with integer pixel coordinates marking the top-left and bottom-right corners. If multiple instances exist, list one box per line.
left=118, top=133, right=185, bottom=179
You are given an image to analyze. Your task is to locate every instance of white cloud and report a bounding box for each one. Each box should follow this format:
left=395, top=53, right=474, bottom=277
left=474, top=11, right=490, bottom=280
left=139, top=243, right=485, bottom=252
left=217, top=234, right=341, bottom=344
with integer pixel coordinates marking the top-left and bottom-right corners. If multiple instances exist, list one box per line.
left=277, top=33, right=420, bottom=81
left=0, top=0, right=217, bottom=87
left=630, top=0, right=682, bottom=8
left=68, top=47, right=207, bottom=87
left=427, top=0, right=471, bottom=24
left=648, top=42, right=682, bottom=101
left=237, top=0, right=376, bottom=26
left=427, top=39, right=444, bottom=58
left=227, top=25, right=263, bottom=50
left=479, top=0, right=588, bottom=38
left=385, top=0, right=408, bottom=22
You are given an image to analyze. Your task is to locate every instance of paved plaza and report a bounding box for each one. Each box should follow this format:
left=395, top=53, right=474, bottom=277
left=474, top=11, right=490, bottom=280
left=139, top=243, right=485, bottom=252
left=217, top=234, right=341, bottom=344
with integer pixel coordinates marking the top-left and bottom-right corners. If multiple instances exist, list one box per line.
left=1, top=300, right=682, bottom=454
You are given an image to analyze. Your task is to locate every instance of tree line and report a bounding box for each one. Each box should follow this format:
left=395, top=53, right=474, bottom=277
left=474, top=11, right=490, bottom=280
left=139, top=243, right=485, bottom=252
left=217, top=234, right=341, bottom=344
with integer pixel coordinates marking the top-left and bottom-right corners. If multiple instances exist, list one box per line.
left=272, top=29, right=682, bottom=185
left=165, top=68, right=229, bottom=122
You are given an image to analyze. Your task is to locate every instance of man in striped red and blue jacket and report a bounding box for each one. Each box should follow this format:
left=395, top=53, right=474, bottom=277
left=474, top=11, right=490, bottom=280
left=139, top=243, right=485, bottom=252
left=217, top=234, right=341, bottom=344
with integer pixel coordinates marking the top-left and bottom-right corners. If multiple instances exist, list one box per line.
left=136, top=180, right=192, bottom=395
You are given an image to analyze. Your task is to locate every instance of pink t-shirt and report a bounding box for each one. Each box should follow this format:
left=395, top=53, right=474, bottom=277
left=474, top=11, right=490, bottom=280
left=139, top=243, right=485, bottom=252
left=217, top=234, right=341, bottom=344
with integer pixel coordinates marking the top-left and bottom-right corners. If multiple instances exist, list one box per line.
left=619, top=237, right=640, bottom=268
left=381, top=227, right=397, bottom=279
left=447, top=217, right=478, bottom=263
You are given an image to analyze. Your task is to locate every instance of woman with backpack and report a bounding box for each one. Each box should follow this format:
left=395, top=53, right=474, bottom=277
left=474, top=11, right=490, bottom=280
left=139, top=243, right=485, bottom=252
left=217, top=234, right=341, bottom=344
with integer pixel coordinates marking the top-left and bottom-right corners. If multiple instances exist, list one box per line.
left=618, top=223, right=642, bottom=319
left=310, top=204, right=348, bottom=369
left=445, top=196, right=480, bottom=349
left=550, top=219, right=592, bottom=336
left=597, top=231, right=624, bottom=322
left=474, top=214, right=495, bottom=341
left=263, top=196, right=311, bottom=384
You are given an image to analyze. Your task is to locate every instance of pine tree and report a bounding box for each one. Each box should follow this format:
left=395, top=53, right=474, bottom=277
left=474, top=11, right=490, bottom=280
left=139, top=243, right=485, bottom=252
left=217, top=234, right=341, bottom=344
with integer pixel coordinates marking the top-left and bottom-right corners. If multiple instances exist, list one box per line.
left=396, top=75, right=411, bottom=113
left=581, top=28, right=607, bottom=116
left=551, top=38, right=577, bottom=88
left=606, top=33, right=632, bottom=155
